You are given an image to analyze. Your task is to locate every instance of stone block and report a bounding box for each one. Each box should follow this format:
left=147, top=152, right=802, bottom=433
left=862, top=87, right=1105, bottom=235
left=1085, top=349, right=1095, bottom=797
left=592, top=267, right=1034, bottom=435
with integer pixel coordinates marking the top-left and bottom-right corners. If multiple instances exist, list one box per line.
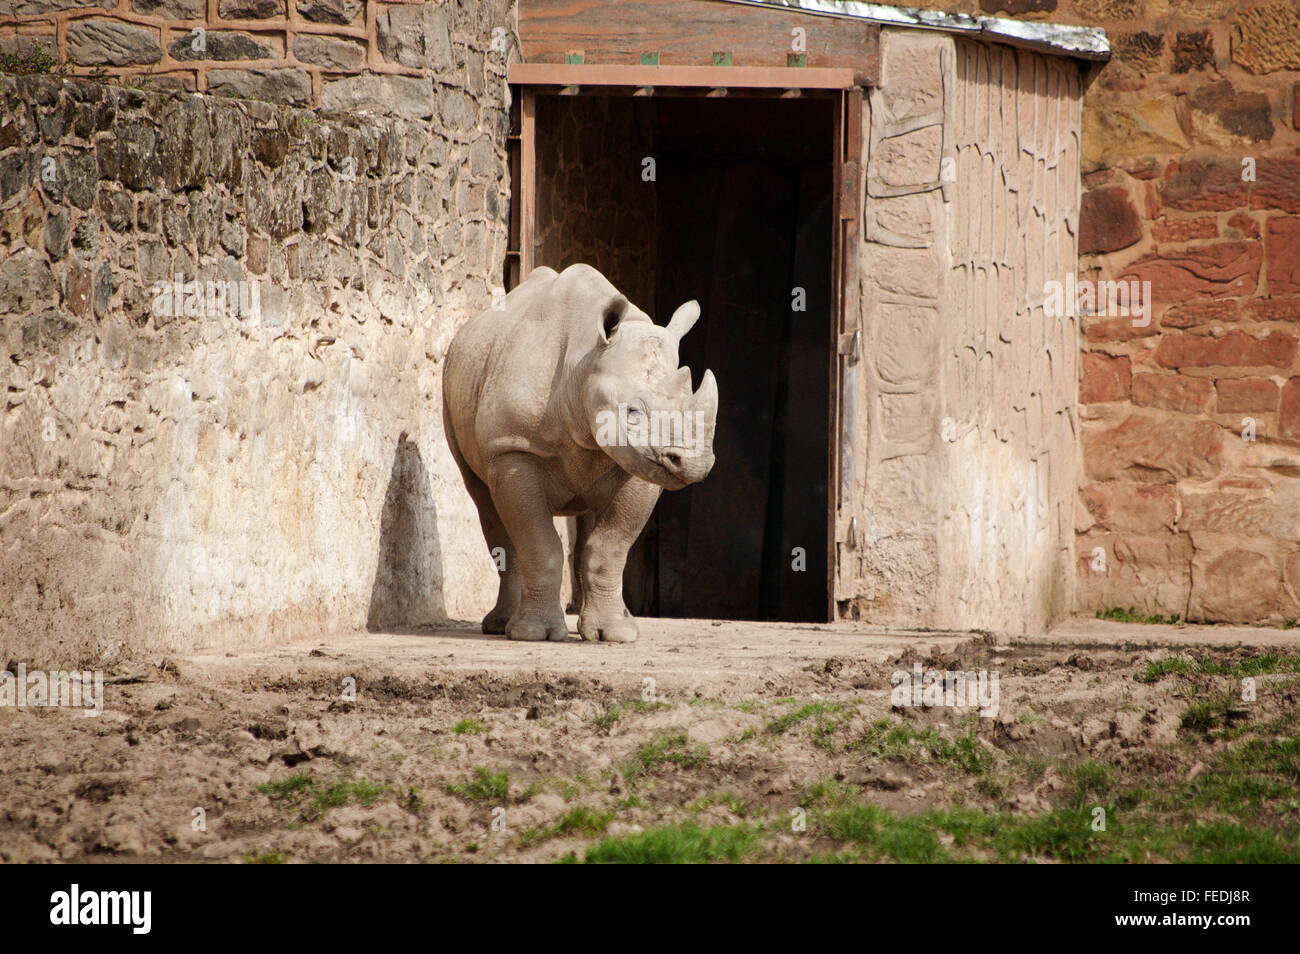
left=293, top=34, right=366, bottom=72
left=1132, top=373, right=1213, bottom=413
left=206, top=69, right=310, bottom=106
left=322, top=75, right=435, bottom=120
left=1082, top=413, right=1224, bottom=482
left=1189, top=548, right=1279, bottom=621
left=67, top=20, right=162, bottom=67
left=1080, top=353, right=1131, bottom=404
left=1079, top=185, right=1141, bottom=254
left=1216, top=377, right=1278, bottom=414
left=1120, top=242, right=1262, bottom=303
left=1155, top=331, right=1296, bottom=370
left=1232, top=5, right=1300, bottom=74
left=1266, top=216, right=1300, bottom=294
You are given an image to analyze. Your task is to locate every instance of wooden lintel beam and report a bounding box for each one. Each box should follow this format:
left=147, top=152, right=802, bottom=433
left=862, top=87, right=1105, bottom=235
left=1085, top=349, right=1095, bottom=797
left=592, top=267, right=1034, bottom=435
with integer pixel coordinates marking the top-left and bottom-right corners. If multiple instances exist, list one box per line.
left=507, top=63, right=859, bottom=90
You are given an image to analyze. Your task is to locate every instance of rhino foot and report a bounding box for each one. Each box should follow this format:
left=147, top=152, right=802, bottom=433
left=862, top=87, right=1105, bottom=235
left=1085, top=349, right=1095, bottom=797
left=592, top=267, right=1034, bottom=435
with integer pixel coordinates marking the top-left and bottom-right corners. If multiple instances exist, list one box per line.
left=481, top=612, right=510, bottom=635
left=506, top=612, right=570, bottom=642
left=579, top=613, right=639, bottom=644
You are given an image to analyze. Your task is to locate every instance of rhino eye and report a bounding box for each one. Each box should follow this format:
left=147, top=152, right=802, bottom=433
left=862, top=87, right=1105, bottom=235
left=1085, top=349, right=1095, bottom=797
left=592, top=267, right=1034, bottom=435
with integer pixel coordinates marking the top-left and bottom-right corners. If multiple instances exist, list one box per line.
left=626, top=407, right=643, bottom=421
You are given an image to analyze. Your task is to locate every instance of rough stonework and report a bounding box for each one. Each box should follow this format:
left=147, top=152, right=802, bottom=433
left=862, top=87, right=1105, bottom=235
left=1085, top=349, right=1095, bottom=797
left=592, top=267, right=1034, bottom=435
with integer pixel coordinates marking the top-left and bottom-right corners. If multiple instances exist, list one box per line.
left=0, top=5, right=512, bottom=665
left=0, top=0, right=513, bottom=107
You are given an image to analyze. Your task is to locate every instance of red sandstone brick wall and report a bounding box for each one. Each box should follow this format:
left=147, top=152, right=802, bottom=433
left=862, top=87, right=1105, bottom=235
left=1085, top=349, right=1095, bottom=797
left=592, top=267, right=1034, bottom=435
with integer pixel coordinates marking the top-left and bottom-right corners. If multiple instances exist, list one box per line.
left=910, top=0, right=1300, bottom=624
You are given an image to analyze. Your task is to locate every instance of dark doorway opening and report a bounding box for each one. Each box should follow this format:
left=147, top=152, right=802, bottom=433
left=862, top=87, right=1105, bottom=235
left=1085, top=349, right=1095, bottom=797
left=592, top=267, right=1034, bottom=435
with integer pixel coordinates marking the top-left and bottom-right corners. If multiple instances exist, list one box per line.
left=531, top=94, right=833, bottom=623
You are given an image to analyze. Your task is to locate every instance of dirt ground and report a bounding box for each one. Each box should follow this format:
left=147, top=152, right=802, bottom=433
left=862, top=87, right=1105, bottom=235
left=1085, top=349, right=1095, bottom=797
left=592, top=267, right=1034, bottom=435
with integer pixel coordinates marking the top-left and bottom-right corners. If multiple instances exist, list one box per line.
left=3, top=617, right=1299, bottom=863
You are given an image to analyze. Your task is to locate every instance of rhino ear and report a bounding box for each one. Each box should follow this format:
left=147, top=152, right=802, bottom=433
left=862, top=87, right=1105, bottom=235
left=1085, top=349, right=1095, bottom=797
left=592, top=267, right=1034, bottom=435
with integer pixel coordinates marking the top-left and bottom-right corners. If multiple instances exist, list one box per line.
left=599, top=294, right=631, bottom=343
left=666, top=300, right=701, bottom=341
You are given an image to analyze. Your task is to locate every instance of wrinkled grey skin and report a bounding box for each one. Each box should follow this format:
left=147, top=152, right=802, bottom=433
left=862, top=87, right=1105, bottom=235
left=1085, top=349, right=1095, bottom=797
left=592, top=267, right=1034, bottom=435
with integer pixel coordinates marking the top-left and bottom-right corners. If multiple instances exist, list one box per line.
left=443, top=264, right=719, bottom=643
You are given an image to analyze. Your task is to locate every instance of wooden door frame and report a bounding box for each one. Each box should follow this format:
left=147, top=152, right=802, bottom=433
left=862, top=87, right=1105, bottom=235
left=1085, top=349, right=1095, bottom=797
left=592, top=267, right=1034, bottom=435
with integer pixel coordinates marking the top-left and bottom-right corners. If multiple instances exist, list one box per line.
left=506, top=75, right=865, bottom=622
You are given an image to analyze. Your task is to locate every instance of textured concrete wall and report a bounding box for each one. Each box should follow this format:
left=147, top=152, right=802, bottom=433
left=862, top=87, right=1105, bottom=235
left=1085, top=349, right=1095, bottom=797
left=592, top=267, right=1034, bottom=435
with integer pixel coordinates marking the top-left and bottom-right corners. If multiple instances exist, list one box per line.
left=0, top=0, right=509, bottom=116
left=903, top=2, right=1300, bottom=622
left=841, top=28, right=1081, bottom=635
left=0, top=27, right=511, bottom=665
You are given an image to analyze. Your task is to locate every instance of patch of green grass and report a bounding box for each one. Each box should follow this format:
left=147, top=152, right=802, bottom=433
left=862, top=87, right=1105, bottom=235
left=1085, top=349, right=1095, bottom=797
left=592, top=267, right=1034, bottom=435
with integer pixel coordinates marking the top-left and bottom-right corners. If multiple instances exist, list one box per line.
left=616, top=795, right=648, bottom=811
left=244, top=851, right=288, bottom=864
left=452, top=718, right=488, bottom=735
left=1142, top=652, right=1300, bottom=683
left=519, top=806, right=615, bottom=848
left=1138, top=658, right=1195, bottom=682
left=256, top=773, right=390, bottom=822
left=584, top=823, right=760, bottom=863
left=1182, top=821, right=1300, bottom=863
left=621, top=732, right=709, bottom=784
left=851, top=719, right=991, bottom=774
left=309, top=780, right=388, bottom=819
left=447, top=767, right=512, bottom=802
left=590, top=704, right=622, bottom=733
left=766, top=701, right=843, bottom=735
left=1180, top=696, right=1234, bottom=732
left=1096, top=606, right=1182, bottom=625
left=1179, top=734, right=1300, bottom=818
left=690, top=791, right=752, bottom=817
left=817, top=804, right=949, bottom=863
left=256, top=773, right=315, bottom=800
left=1068, top=759, right=1116, bottom=810
left=799, top=779, right=857, bottom=809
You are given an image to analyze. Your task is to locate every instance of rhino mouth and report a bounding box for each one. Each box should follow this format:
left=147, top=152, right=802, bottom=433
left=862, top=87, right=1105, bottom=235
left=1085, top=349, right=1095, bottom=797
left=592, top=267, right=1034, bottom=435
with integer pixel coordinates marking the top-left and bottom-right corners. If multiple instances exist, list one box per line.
left=652, top=446, right=713, bottom=489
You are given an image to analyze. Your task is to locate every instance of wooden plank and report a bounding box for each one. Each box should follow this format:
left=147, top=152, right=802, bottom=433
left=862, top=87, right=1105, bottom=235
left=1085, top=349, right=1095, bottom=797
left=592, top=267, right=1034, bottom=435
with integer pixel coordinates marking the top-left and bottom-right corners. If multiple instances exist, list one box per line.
left=508, top=63, right=858, bottom=89
left=520, top=0, right=879, bottom=81
left=520, top=89, right=537, bottom=277
left=827, top=88, right=843, bottom=621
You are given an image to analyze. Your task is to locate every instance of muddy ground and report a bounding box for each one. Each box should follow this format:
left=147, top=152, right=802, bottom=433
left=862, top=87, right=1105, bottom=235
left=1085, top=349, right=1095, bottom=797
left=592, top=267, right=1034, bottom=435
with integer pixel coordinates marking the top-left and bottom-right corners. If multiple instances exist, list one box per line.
left=2, top=619, right=1298, bottom=863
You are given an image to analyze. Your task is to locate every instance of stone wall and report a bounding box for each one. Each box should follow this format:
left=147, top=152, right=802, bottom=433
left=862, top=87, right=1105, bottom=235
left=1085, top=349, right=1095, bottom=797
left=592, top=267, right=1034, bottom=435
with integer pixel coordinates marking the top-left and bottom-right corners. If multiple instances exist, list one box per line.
left=0, top=2, right=513, bottom=666
left=841, top=28, right=1081, bottom=636
left=0, top=0, right=504, bottom=114
left=533, top=94, right=657, bottom=311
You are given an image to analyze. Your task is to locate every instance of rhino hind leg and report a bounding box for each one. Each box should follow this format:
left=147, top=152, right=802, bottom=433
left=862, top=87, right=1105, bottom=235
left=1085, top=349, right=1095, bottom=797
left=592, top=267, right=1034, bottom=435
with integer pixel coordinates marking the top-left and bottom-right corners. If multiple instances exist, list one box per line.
left=466, top=477, right=520, bottom=635
left=446, top=424, right=520, bottom=635
left=488, top=453, right=570, bottom=642
left=577, top=478, right=662, bottom=643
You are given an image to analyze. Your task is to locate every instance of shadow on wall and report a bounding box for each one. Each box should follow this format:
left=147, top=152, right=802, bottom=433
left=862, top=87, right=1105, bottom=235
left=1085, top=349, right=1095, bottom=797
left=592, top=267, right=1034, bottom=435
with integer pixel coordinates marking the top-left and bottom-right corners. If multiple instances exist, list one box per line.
left=366, top=433, right=445, bottom=632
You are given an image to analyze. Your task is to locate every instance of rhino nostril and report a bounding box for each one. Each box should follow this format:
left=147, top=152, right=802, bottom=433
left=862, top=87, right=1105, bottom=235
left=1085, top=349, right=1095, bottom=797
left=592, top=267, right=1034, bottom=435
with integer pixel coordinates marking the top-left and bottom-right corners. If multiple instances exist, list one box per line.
left=663, top=451, right=684, bottom=471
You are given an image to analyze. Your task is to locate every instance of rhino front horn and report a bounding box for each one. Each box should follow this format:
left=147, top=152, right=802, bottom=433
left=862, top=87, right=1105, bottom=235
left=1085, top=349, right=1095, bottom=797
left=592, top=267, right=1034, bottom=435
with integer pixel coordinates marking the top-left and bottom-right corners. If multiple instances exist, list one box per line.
left=666, top=300, right=701, bottom=341
left=694, top=369, right=718, bottom=418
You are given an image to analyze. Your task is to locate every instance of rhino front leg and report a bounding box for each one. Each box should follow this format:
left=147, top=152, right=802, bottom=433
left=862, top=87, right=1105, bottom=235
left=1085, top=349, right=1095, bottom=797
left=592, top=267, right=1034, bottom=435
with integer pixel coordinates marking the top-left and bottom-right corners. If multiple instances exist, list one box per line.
left=489, top=453, right=570, bottom=642
left=577, top=477, right=662, bottom=643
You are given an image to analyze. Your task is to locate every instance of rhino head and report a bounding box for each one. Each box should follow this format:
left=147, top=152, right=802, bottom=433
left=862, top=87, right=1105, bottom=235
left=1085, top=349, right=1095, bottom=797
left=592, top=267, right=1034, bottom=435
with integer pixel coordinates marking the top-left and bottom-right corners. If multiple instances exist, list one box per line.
left=583, top=295, right=718, bottom=491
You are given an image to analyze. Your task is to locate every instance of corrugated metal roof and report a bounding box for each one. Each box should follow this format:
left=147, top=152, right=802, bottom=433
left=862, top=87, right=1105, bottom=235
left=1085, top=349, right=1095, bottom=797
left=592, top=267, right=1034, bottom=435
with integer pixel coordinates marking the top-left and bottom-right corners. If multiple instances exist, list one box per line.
left=717, top=0, right=1111, bottom=61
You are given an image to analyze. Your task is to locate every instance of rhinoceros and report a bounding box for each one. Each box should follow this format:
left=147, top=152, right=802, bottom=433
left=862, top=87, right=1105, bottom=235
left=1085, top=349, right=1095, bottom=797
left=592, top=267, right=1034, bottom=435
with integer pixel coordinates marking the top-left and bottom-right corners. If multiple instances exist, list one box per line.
left=443, top=263, right=718, bottom=642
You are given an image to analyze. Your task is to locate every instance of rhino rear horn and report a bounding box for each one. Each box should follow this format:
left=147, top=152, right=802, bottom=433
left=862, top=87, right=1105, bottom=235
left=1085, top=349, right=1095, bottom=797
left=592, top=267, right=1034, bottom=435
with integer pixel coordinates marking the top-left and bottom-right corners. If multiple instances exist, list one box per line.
left=666, top=300, right=701, bottom=341
left=659, top=365, right=689, bottom=395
